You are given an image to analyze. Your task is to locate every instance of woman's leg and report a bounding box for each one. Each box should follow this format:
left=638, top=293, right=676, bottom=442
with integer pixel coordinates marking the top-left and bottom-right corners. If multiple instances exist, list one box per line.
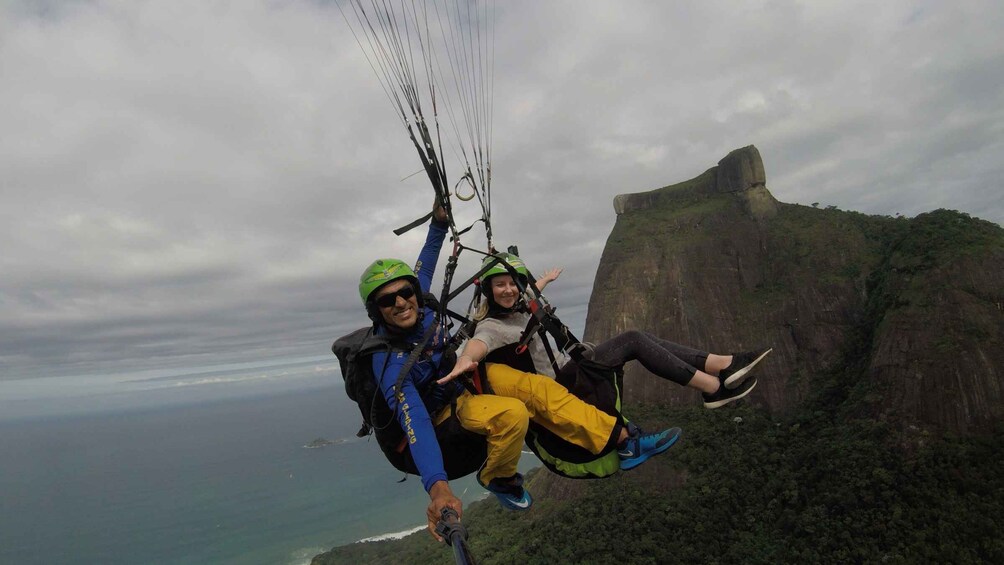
left=486, top=363, right=684, bottom=471
left=484, top=363, right=621, bottom=455
left=590, top=330, right=706, bottom=386
left=586, top=331, right=762, bottom=407
left=637, top=336, right=763, bottom=389
left=646, top=334, right=733, bottom=374
left=589, top=330, right=731, bottom=394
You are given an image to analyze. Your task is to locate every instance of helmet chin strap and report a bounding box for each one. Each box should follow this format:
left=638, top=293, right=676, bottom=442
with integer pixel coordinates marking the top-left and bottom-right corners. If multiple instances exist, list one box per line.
left=488, top=303, right=515, bottom=316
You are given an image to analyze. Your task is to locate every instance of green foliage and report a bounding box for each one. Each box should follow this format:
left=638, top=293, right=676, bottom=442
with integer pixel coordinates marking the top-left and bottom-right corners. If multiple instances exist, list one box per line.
left=890, top=209, right=1004, bottom=275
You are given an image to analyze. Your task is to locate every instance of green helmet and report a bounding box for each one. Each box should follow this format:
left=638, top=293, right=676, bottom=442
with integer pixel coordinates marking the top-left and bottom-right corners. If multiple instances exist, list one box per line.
left=481, top=253, right=528, bottom=281
left=359, top=258, right=419, bottom=305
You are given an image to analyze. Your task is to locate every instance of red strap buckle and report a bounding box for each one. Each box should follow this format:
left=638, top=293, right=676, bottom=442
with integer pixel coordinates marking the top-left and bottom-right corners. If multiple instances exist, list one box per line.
left=473, top=367, right=484, bottom=394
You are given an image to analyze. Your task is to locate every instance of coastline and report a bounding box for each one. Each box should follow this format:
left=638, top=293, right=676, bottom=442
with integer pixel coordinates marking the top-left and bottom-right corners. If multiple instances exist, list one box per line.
left=357, top=525, right=426, bottom=543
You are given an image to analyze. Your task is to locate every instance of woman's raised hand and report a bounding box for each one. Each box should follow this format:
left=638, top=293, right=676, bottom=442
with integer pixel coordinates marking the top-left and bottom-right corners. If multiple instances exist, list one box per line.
left=535, top=267, right=563, bottom=291
left=541, top=267, right=563, bottom=282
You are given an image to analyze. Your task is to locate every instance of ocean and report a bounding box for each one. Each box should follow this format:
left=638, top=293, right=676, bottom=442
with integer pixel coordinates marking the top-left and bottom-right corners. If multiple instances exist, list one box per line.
left=0, top=359, right=520, bottom=565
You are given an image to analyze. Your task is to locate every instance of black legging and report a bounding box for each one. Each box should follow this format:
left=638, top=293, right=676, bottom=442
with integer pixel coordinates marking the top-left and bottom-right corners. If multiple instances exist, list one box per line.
left=557, top=330, right=708, bottom=386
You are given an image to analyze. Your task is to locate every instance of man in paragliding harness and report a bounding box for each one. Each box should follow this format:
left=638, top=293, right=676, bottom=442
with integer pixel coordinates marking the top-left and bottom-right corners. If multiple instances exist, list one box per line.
left=340, top=203, right=680, bottom=541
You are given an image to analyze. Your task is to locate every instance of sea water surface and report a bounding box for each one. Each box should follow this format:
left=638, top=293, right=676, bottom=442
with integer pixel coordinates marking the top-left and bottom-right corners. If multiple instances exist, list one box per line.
left=0, top=359, right=518, bottom=565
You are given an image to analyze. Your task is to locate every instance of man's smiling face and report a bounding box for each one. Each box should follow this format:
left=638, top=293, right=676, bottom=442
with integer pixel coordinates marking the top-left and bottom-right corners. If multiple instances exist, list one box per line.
left=373, top=279, right=419, bottom=330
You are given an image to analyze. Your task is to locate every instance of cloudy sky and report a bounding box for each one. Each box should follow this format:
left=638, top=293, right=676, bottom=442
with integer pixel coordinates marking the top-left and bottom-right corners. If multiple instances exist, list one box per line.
left=2, top=0, right=1002, bottom=382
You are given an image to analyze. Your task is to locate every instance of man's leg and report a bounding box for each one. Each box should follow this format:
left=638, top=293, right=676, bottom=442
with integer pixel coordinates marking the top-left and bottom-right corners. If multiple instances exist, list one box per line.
left=446, top=391, right=528, bottom=485
left=446, top=391, right=534, bottom=510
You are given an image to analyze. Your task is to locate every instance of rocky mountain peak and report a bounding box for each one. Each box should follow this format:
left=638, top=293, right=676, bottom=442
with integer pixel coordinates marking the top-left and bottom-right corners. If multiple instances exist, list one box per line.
left=586, top=145, right=1003, bottom=436
left=614, top=144, right=778, bottom=222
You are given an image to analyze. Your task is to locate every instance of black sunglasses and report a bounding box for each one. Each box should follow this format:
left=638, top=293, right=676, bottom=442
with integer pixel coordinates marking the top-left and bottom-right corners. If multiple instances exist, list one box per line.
left=374, top=285, right=416, bottom=308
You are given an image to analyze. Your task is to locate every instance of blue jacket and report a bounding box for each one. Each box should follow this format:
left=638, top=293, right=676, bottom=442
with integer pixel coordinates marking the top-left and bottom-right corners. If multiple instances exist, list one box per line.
left=371, top=220, right=462, bottom=492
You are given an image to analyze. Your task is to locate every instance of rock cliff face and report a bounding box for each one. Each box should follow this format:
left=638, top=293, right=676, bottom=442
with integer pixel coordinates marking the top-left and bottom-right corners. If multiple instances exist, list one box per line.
left=585, top=145, right=1004, bottom=435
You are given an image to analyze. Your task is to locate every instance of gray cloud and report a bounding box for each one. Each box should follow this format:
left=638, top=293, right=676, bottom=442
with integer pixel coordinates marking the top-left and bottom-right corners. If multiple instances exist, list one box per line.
left=2, top=0, right=1002, bottom=380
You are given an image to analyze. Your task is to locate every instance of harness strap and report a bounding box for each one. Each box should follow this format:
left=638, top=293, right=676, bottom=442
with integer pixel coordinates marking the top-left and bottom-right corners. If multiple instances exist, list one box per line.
left=452, top=218, right=483, bottom=239
left=459, top=374, right=480, bottom=396
left=514, top=313, right=540, bottom=355
left=393, top=211, right=434, bottom=236
left=526, top=298, right=585, bottom=363
left=537, top=325, right=563, bottom=377
left=365, top=350, right=395, bottom=435
left=391, top=314, right=442, bottom=403
left=472, top=365, right=494, bottom=395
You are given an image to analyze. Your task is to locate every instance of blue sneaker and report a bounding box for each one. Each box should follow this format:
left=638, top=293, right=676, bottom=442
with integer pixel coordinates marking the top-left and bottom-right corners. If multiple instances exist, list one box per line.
left=618, top=426, right=682, bottom=471
left=478, top=473, right=533, bottom=511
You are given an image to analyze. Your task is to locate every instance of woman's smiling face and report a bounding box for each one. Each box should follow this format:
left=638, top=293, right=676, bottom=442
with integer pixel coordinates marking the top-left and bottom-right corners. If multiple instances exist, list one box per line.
left=489, top=274, right=519, bottom=309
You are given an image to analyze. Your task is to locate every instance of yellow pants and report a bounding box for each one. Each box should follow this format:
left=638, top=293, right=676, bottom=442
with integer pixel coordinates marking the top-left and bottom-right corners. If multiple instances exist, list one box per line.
left=436, top=363, right=619, bottom=484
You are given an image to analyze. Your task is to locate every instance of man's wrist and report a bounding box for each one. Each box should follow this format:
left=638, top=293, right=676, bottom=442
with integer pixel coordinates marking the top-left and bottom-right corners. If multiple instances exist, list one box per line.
left=429, top=480, right=452, bottom=498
